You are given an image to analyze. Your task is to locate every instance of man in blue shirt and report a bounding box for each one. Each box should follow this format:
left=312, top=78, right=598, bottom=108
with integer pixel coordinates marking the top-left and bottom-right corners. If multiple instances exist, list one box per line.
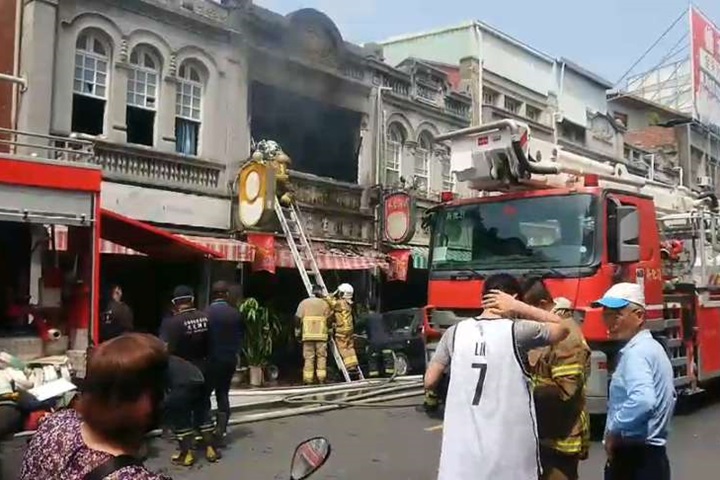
left=206, top=281, right=244, bottom=446
left=592, top=283, right=676, bottom=480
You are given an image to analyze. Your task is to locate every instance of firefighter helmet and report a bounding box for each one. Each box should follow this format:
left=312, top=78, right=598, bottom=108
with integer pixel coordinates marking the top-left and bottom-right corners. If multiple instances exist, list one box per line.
left=337, top=283, right=354, bottom=300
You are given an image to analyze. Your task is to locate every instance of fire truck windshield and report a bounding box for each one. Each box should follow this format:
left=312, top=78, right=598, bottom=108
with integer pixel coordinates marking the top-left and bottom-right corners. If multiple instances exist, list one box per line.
left=430, top=194, right=598, bottom=272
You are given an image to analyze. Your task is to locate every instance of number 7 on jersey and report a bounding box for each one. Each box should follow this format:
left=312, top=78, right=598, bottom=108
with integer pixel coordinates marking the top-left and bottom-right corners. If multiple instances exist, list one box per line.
left=471, top=362, right=488, bottom=406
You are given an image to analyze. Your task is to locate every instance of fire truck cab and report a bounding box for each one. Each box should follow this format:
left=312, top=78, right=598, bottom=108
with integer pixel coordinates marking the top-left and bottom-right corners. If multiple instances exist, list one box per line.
left=0, top=130, right=101, bottom=379
left=424, top=120, right=720, bottom=413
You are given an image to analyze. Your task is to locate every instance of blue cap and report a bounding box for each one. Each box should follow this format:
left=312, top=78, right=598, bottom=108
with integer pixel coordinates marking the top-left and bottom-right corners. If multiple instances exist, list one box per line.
left=591, top=297, right=630, bottom=309
left=591, top=283, right=646, bottom=309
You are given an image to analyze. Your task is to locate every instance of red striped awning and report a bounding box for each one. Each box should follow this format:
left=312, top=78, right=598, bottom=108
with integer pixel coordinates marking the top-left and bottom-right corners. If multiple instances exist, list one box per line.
left=275, top=240, right=388, bottom=271
left=51, top=226, right=255, bottom=262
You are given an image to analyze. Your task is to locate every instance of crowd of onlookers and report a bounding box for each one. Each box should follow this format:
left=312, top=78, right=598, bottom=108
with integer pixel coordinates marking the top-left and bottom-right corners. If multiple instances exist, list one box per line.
left=427, top=274, right=676, bottom=480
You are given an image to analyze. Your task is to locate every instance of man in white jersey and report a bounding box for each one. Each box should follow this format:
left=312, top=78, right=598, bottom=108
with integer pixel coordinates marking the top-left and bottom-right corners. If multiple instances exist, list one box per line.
left=425, top=274, right=570, bottom=480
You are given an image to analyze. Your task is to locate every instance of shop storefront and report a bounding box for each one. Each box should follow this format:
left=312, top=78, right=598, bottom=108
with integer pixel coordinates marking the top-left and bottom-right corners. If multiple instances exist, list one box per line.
left=53, top=217, right=253, bottom=334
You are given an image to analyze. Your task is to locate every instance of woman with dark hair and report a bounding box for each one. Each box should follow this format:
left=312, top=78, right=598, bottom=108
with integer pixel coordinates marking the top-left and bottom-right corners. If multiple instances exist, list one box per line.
left=19, top=333, right=172, bottom=479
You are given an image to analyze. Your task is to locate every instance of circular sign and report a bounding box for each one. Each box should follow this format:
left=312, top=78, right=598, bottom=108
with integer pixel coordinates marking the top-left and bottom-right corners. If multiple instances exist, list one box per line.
left=383, top=192, right=416, bottom=244
left=245, top=170, right=261, bottom=202
left=238, top=163, right=269, bottom=228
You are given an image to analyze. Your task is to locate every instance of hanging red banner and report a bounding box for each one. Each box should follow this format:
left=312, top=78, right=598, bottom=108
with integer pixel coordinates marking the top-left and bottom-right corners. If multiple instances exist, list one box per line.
left=386, top=249, right=411, bottom=282
left=247, top=233, right=276, bottom=273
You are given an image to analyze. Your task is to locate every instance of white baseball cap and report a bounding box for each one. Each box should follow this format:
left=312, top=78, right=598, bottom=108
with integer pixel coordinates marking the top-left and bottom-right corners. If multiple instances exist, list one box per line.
left=553, top=297, right=573, bottom=310
left=592, top=283, right=646, bottom=309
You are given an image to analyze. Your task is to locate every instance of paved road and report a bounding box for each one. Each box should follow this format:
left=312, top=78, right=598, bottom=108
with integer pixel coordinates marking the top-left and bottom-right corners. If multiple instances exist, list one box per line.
left=3, top=393, right=720, bottom=479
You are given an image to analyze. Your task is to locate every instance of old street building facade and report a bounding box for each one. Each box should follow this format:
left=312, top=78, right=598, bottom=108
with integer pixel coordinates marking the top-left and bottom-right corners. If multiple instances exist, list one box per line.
left=366, top=54, right=471, bottom=309
left=6, top=0, right=471, bottom=318
left=378, top=21, right=628, bottom=168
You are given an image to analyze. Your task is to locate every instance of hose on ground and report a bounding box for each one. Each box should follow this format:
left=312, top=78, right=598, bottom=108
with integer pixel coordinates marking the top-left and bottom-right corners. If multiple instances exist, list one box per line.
left=281, top=351, right=425, bottom=408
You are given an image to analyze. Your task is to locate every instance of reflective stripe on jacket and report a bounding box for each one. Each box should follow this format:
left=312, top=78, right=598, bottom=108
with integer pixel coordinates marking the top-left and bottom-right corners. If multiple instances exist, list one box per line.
left=327, top=297, right=354, bottom=335
left=302, top=315, right=329, bottom=341
left=529, top=308, right=591, bottom=458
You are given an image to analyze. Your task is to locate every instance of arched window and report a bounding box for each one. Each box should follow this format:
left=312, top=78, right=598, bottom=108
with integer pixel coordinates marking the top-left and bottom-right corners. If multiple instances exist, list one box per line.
left=384, top=123, right=405, bottom=185
left=126, top=45, right=161, bottom=146
left=72, top=30, right=110, bottom=135
left=175, top=61, right=204, bottom=156
left=415, top=132, right=433, bottom=192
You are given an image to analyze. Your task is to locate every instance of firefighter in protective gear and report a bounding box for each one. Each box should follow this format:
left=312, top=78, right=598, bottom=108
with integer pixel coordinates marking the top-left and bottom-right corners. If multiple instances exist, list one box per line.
left=522, top=277, right=591, bottom=480
left=295, top=285, right=332, bottom=384
left=327, top=283, right=360, bottom=377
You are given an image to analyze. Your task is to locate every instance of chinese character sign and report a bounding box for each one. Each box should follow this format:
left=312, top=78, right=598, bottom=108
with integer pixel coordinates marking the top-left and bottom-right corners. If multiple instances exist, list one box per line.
left=691, top=7, right=720, bottom=129
left=382, top=192, right=416, bottom=244
left=247, top=233, right=276, bottom=274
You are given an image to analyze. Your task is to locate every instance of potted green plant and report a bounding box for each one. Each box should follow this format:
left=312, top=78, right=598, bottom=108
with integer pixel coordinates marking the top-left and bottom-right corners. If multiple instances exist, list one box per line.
left=239, top=298, right=280, bottom=387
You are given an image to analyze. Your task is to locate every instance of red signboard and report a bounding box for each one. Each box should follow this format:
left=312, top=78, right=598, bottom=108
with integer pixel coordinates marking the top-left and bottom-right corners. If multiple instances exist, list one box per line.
left=691, top=7, right=720, bottom=129
left=382, top=192, right=416, bottom=244
left=247, top=233, right=276, bottom=273
left=386, top=249, right=411, bottom=282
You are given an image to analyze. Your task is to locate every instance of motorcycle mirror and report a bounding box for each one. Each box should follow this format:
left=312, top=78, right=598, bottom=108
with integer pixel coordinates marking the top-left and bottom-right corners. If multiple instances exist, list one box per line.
left=289, top=437, right=332, bottom=480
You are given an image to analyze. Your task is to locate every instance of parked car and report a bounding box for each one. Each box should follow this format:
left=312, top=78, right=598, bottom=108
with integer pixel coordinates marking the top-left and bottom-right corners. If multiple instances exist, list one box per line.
left=327, top=308, right=426, bottom=381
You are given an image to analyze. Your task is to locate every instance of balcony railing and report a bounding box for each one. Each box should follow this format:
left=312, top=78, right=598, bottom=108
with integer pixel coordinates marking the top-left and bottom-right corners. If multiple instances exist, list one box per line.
left=0, top=127, right=94, bottom=164
left=0, top=129, right=225, bottom=195
left=445, top=96, right=471, bottom=119
left=92, top=140, right=225, bottom=194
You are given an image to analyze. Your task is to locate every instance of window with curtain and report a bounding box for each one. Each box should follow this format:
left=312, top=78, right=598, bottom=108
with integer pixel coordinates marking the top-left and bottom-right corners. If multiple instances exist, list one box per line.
left=72, top=31, right=110, bottom=135
left=384, top=123, right=404, bottom=185
left=175, top=61, right=204, bottom=156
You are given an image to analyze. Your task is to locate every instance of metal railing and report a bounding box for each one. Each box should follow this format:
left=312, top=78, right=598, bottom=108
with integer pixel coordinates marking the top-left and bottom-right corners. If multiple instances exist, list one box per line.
left=0, top=127, right=94, bottom=163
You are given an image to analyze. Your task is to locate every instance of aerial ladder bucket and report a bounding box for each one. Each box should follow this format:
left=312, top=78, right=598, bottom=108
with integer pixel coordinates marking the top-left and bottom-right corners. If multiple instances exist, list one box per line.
left=435, top=119, right=705, bottom=215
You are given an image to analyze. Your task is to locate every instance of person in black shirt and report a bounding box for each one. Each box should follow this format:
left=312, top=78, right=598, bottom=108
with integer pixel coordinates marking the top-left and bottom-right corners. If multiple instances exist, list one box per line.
left=159, top=285, right=219, bottom=465
left=99, top=285, right=134, bottom=343
left=206, top=281, right=243, bottom=446
left=362, top=313, right=396, bottom=378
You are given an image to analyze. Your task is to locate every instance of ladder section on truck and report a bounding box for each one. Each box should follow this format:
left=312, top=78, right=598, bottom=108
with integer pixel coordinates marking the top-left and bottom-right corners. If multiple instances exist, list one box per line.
left=648, top=304, right=691, bottom=388
left=659, top=211, right=720, bottom=287
left=273, top=201, right=363, bottom=382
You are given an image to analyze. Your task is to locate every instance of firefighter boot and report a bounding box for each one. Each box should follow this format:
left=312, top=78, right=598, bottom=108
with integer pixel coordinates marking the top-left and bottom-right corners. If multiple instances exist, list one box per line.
left=214, top=412, right=229, bottom=448
left=171, top=435, right=195, bottom=467
left=416, top=390, right=442, bottom=419
left=202, top=430, right=221, bottom=462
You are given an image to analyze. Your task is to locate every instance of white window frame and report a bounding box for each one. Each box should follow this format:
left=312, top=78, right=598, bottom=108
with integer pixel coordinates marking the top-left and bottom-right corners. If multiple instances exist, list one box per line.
left=526, top=105, right=542, bottom=123
left=482, top=88, right=498, bottom=106
left=415, top=134, right=432, bottom=192
left=74, top=32, right=109, bottom=100
left=441, top=156, right=455, bottom=192
left=176, top=62, right=203, bottom=122
left=504, top=96, right=522, bottom=114
left=127, top=46, right=160, bottom=111
left=384, top=124, right=403, bottom=185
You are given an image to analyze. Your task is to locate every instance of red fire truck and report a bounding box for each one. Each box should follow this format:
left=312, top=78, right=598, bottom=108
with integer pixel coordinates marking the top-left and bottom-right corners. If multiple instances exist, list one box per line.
left=0, top=131, right=101, bottom=376
left=422, top=119, right=720, bottom=413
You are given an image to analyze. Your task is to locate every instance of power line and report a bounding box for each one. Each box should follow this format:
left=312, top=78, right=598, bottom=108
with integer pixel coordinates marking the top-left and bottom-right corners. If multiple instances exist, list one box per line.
left=614, top=7, right=688, bottom=87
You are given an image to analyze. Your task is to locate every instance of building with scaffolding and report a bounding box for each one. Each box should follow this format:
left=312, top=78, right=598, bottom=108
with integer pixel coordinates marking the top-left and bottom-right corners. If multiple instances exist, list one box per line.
left=614, top=6, right=720, bottom=192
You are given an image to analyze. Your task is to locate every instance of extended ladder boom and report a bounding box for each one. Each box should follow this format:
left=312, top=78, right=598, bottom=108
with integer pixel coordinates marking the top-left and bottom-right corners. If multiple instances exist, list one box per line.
left=436, top=119, right=706, bottom=215
left=273, top=201, right=363, bottom=382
